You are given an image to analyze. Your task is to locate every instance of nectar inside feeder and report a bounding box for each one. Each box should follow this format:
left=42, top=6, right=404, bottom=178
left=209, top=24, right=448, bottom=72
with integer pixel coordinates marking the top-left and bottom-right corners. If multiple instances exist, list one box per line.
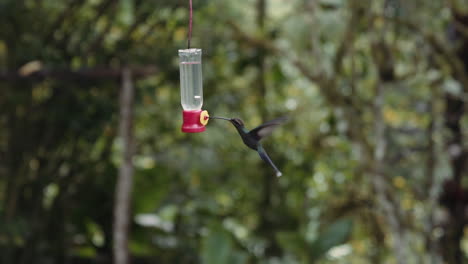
left=179, top=48, right=209, bottom=133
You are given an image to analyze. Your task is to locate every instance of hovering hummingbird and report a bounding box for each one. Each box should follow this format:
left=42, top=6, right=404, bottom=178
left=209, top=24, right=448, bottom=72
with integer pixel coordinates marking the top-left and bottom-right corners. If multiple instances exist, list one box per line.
left=210, top=116, right=287, bottom=177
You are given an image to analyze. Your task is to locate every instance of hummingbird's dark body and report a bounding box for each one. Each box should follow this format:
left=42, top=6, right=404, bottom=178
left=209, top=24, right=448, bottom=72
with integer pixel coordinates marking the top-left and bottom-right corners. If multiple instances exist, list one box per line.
left=211, top=116, right=286, bottom=177
left=231, top=121, right=258, bottom=150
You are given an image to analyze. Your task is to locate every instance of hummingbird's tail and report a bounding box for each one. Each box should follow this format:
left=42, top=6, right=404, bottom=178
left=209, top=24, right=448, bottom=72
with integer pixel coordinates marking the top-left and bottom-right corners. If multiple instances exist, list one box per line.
left=257, top=145, right=283, bottom=177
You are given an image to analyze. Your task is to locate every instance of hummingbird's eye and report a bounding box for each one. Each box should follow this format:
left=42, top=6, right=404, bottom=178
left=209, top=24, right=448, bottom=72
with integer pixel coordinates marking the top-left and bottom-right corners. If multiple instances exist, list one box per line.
left=234, top=119, right=244, bottom=126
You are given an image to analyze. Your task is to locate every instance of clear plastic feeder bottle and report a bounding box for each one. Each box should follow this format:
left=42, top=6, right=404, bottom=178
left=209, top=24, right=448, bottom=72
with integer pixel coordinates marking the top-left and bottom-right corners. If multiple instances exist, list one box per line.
left=179, top=49, right=209, bottom=133
left=179, top=49, right=203, bottom=110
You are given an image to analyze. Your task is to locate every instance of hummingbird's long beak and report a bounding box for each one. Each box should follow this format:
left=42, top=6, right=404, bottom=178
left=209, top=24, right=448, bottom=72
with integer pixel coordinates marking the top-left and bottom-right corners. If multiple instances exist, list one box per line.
left=210, top=116, right=231, bottom=121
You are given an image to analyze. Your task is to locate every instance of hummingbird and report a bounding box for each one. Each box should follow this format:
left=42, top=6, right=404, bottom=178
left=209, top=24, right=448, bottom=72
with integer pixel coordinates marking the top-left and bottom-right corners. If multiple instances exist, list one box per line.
left=210, top=116, right=287, bottom=177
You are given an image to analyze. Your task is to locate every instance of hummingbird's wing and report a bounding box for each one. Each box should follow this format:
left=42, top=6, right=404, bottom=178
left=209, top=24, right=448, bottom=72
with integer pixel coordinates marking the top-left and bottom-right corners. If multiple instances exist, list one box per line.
left=248, top=116, right=288, bottom=141
left=257, top=145, right=282, bottom=177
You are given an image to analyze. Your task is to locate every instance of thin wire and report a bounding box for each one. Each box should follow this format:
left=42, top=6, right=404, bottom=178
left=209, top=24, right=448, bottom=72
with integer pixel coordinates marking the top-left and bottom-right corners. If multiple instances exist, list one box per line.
left=188, top=0, right=193, bottom=49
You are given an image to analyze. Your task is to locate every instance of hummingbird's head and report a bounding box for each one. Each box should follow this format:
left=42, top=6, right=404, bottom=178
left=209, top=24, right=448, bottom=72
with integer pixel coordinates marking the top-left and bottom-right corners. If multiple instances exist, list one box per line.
left=230, top=118, right=245, bottom=128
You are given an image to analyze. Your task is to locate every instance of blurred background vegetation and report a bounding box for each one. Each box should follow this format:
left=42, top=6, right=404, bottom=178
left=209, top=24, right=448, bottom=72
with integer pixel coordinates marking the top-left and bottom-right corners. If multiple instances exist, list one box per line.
left=1, top=0, right=468, bottom=263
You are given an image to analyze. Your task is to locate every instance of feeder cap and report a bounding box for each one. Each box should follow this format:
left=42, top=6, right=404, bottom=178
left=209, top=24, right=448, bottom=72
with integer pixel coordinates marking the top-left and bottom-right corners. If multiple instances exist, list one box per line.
left=200, top=110, right=209, bottom=126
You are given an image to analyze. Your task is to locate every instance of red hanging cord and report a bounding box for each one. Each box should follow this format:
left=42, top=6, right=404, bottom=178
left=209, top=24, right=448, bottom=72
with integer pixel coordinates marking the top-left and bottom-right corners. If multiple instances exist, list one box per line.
left=188, top=0, right=193, bottom=49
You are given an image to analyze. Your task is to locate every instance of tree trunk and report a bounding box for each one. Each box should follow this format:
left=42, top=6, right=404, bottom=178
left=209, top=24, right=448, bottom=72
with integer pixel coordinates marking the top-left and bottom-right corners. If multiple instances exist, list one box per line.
left=113, top=67, right=135, bottom=264
left=439, top=8, right=468, bottom=264
left=371, top=81, right=407, bottom=264
left=254, top=0, right=283, bottom=258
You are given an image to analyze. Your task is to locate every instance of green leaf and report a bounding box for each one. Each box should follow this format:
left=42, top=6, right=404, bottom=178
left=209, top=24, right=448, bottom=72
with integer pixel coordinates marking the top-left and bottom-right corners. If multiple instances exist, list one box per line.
left=309, top=219, right=353, bottom=261
left=276, top=231, right=306, bottom=256
left=201, top=226, right=233, bottom=264
left=228, top=252, right=248, bottom=264
left=119, top=0, right=134, bottom=26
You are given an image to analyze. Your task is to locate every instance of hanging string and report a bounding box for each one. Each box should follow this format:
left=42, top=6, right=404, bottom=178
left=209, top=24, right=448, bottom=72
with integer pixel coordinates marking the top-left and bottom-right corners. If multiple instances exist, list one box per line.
left=187, top=0, right=193, bottom=49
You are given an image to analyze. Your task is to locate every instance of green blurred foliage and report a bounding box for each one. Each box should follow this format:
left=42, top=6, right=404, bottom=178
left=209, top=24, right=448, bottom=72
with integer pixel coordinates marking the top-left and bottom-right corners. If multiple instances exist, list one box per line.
left=1, top=0, right=468, bottom=263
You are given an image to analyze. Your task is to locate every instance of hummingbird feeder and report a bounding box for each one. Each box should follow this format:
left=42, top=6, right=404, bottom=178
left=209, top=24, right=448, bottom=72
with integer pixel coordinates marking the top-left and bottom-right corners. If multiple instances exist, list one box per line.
left=179, top=0, right=209, bottom=133
left=179, top=48, right=209, bottom=133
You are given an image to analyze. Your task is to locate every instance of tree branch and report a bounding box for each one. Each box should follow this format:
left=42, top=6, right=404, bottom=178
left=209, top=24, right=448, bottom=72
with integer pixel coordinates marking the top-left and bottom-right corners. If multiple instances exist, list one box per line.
left=113, top=67, right=135, bottom=264
left=374, top=14, right=468, bottom=91
left=0, top=66, right=158, bottom=82
left=43, top=0, right=86, bottom=45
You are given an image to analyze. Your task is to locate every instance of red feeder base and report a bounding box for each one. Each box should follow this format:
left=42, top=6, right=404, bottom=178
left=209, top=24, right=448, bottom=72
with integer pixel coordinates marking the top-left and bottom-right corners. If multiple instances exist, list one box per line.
left=182, top=110, right=206, bottom=133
